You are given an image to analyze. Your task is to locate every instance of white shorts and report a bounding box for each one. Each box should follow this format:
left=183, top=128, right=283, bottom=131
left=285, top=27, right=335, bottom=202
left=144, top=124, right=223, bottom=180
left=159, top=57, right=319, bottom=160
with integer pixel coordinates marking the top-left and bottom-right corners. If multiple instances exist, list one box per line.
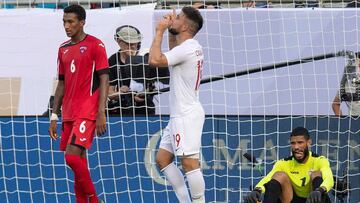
left=159, top=108, right=205, bottom=157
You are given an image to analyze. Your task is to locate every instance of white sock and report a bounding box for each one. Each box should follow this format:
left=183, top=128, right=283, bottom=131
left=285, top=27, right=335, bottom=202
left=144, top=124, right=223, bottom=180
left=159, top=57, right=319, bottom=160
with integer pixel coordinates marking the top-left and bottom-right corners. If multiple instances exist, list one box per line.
left=162, top=163, right=192, bottom=203
left=186, top=169, right=205, bottom=203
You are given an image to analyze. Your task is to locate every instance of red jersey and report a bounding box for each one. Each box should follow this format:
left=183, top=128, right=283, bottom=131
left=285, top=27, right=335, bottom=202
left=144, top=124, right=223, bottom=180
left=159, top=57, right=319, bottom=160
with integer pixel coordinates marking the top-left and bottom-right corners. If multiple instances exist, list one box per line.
left=57, top=35, right=109, bottom=121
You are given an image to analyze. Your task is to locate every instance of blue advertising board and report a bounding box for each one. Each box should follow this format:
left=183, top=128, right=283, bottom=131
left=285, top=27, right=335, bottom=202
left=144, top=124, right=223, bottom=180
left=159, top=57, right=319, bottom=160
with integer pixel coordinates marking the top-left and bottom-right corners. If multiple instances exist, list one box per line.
left=0, top=116, right=359, bottom=202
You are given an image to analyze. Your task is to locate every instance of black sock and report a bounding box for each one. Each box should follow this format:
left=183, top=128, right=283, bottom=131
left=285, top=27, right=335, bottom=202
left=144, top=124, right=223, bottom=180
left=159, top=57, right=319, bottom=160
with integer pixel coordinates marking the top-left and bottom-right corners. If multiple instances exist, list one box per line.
left=263, top=179, right=282, bottom=203
left=312, top=176, right=323, bottom=189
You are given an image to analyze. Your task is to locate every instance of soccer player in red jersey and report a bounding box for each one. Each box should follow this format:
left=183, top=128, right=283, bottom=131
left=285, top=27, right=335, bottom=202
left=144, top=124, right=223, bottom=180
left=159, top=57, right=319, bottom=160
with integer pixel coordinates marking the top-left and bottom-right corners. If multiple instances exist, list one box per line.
left=48, top=5, right=109, bottom=203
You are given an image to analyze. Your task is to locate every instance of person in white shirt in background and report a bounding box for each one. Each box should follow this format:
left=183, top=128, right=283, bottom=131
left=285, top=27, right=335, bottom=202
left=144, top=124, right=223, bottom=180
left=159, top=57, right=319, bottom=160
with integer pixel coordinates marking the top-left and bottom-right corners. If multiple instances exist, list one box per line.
left=332, top=52, right=360, bottom=116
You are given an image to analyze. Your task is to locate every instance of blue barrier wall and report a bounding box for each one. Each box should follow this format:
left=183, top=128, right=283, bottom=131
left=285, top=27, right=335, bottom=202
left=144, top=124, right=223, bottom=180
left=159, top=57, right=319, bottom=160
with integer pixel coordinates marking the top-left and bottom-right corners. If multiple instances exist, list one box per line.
left=0, top=116, right=359, bottom=203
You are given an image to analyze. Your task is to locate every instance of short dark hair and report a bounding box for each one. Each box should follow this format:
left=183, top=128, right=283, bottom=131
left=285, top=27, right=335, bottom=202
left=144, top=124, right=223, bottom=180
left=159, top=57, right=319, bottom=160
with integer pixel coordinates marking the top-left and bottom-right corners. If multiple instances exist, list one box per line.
left=182, top=6, right=203, bottom=36
left=64, top=5, right=86, bottom=21
left=290, top=127, right=310, bottom=140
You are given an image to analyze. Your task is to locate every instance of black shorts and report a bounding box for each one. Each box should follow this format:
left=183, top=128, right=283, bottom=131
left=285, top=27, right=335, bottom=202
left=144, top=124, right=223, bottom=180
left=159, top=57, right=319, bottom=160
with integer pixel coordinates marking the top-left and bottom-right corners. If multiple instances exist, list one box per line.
left=276, top=192, right=331, bottom=203
left=290, top=193, right=307, bottom=203
left=274, top=192, right=306, bottom=203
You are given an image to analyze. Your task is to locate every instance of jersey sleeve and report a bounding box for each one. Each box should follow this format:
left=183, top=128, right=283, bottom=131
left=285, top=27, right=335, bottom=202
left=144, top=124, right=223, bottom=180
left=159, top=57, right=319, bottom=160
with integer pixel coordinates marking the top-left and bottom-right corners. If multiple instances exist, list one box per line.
left=93, top=40, right=109, bottom=75
left=317, top=157, right=334, bottom=192
left=255, top=160, right=284, bottom=193
left=164, top=43, right=191, bottom=67
left=57, top=49, right=64, bottom=81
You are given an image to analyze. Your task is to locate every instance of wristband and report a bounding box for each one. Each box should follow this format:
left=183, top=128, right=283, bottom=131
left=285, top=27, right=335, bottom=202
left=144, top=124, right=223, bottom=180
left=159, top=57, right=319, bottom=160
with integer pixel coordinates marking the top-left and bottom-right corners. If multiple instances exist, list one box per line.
left=50, top=113, right=59, bottom=121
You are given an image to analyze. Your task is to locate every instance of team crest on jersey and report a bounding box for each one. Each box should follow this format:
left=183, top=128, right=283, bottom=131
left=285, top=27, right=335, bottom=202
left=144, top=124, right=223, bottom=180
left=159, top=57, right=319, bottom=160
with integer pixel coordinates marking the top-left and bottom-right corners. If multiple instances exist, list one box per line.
left=308, top=169, right=314, bottom=176
left=80, top=46, right=87, bottom=54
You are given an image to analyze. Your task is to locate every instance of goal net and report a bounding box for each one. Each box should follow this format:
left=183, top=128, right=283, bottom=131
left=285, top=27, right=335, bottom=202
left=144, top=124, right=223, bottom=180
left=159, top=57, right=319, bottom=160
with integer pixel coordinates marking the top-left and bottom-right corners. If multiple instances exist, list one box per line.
left=0, top=3, right=359, bottom=203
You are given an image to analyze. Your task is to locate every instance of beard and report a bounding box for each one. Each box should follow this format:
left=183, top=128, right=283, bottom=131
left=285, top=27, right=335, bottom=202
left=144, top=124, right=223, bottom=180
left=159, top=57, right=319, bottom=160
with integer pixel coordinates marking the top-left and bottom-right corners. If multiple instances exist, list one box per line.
left=292, top=147, right=309, bottom=163
left=168, top=27, right=179, bottom=35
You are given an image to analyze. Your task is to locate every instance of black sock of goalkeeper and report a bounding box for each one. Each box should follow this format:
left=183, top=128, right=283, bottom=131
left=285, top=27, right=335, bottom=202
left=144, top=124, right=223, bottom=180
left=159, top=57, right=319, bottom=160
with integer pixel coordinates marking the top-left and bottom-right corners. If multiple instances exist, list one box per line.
left=263, top=179, right=282, bottom=203
left=312, top=176, right=323, bottom=189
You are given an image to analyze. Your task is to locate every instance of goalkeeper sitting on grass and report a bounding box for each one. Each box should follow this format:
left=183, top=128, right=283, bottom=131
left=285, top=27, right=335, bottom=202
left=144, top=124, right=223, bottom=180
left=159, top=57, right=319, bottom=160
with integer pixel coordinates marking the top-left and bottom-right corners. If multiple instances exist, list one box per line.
left=245, top=127, right=334, bottom=203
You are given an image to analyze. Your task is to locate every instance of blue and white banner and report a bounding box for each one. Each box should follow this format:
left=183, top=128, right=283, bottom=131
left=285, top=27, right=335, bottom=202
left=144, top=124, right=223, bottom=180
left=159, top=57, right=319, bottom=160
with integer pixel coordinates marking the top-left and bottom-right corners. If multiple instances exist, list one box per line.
left=0, top=116, right=359, bottom=202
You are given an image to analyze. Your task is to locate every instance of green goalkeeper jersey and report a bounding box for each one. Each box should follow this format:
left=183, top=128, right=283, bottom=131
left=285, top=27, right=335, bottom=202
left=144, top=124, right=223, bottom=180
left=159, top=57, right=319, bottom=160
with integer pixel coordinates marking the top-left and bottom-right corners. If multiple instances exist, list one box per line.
left=255, top=151, right=334, bottom=198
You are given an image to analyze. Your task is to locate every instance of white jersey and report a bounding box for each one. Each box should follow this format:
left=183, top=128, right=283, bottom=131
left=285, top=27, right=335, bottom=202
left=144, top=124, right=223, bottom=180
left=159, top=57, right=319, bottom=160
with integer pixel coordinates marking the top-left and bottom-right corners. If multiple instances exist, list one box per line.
left=164, top=39, right=204, bottom=117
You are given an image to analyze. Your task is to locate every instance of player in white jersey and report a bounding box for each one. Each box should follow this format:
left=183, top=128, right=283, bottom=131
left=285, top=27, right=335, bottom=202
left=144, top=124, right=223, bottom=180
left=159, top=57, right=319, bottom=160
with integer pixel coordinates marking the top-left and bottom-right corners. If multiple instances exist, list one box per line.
left=148, top=7, right=205, bottom=203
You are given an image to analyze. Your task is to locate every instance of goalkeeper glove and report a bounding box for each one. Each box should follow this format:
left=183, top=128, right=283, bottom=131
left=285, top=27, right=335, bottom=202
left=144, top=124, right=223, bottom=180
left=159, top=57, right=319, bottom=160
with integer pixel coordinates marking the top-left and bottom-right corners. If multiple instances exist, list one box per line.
left=306, top=187, right=326, bottom=203
left=245, top=188, right=261, bottom=203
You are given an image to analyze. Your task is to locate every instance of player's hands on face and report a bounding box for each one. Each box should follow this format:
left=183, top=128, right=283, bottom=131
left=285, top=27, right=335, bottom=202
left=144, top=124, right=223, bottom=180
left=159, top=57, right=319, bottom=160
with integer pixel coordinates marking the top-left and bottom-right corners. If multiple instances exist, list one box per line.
left=306, top=188, right=324, bottom=203
left=48, top=120, right=58, bottom=140
left=164, top=8, right=176, bottom=23
left=156, top=18, right=171, bottom=32
left=157, top=9, right=175, bottom=32
left=244, top=190, right=261, bottom=203
left=96, top=112, right=107, bottom=136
